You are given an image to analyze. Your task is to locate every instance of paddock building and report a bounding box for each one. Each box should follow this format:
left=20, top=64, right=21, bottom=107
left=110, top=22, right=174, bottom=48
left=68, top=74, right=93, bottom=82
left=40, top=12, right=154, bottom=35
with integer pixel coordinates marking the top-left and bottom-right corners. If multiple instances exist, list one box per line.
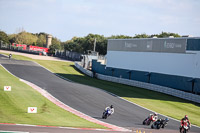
left=92, top=37, right=200, bottom=94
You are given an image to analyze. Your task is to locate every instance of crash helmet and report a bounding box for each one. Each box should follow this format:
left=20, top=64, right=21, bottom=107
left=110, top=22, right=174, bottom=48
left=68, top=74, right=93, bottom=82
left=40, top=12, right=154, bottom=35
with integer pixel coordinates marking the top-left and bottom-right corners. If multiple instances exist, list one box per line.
left=154, top=112, right=157, bottom=116
left=165, top=118, right=169, bottom=121
left=110, top=105, right=113, bottom=108
left=184, top=115, right=188, bottom=119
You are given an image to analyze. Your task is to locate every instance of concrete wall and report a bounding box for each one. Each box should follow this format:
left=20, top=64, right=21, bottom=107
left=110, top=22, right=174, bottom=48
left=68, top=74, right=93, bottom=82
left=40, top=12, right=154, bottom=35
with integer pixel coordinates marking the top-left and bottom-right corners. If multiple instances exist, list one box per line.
left=96, top=73, right=200, bottom=103
left=75, top=62, right=93, bottom=77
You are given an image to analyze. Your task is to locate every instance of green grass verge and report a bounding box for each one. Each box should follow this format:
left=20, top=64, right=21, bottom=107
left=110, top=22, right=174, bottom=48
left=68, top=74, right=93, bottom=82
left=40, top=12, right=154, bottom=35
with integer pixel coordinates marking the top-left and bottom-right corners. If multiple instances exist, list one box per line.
left=0, top=65, right=106, bottom=128
left=0, top=51, right=200, bottom=126
left=0, top=52, right=34, bottom=61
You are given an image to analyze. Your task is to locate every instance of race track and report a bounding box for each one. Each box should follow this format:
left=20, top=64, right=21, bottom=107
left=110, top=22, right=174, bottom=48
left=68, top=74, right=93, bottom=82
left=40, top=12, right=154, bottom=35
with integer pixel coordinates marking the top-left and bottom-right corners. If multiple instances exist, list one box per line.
left=0, top=54, right=199, bottom=133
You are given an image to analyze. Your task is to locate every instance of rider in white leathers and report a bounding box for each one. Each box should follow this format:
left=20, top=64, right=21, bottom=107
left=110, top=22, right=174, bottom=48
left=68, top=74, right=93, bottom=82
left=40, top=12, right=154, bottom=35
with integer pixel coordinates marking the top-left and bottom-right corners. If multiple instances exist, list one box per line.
left=105, top=105, right=114, bottom=116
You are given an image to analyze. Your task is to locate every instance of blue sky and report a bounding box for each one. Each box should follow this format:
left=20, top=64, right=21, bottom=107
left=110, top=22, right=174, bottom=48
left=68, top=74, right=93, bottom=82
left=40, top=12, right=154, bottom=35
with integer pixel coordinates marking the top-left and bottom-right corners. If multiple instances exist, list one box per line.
left=0, top=0, right=200, bottom=41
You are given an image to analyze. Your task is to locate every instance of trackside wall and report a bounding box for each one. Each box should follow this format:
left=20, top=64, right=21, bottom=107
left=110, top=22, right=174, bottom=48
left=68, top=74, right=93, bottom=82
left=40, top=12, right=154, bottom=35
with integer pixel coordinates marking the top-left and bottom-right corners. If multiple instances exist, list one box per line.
left=75, top=62, right=200, bottom=103
left=92, top=60, right=200, bottom=94
left=96, top=73, right=200, bottom=103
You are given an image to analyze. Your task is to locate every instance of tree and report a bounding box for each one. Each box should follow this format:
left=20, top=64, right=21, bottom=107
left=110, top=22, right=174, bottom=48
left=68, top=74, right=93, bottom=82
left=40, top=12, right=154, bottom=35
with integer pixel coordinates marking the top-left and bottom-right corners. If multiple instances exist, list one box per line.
left=8, top=34, right=17, bottom=44
left=49, top=37, right=62, bottom=54
left=82, top=34, right=108, bottom=55
left=63, top=37, right=84, bottom=53
left=108, top=35, right=132, bottom=39
left=52, top=37, right=61, bottom=46
left=49, top=44, right=61, bottom=54
left=134, top=33, right=149, bottom=38
left=82, top=34, right=97, bottom=52
left=152, top=32, right=181, bottom=38
left=0, top=30, right=9, bottom=44
left=96, top=37, right=107, bottom=55
left=36, top=34, right=46, bottom=47
left=13, top=31, right=38, bottom=45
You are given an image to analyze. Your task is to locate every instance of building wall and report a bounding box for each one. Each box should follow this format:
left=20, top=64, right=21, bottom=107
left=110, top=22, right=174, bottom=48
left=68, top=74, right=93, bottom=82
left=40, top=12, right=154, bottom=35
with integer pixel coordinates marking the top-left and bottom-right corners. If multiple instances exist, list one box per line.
left=106, top=51, right=200, bottom=78
left=92, top=38, right=200, bottom=94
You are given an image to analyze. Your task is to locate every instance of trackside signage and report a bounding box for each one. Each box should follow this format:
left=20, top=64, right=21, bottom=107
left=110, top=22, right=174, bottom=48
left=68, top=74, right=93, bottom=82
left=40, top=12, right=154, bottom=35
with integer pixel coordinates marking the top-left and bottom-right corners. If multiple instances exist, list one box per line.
left=107, top=38, right=187, bottom=53
left=4, top=86, right=11, bottom=91
left=28, top=107, right=37, bottom=113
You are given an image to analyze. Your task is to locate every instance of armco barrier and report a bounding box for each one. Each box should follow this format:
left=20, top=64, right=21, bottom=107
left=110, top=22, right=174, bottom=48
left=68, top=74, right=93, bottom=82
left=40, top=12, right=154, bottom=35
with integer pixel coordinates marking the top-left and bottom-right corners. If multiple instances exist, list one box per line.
left=75, top=62, right=93, bottom=77
left=75, top=63, right=200, bottom=103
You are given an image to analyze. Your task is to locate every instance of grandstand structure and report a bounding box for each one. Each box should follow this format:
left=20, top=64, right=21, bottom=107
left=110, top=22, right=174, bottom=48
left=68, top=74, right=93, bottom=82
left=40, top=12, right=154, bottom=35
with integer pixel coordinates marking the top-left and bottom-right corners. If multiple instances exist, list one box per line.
left=92, top=37, right=200, bottom=94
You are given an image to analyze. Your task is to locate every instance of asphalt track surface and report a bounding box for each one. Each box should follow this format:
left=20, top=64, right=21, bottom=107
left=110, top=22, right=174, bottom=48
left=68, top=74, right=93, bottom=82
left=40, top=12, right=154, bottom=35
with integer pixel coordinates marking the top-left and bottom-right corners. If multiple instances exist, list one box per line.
left=0, top=54, right=200, bottom=133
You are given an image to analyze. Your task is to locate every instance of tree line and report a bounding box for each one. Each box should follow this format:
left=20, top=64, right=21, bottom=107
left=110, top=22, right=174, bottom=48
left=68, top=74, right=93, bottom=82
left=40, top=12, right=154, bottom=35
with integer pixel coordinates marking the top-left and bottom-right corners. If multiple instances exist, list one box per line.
left=0, top=30, right=180, bottom=55
left=0, top=30, right=61, bottom=54
left=62, top=32, right=180, bottom=55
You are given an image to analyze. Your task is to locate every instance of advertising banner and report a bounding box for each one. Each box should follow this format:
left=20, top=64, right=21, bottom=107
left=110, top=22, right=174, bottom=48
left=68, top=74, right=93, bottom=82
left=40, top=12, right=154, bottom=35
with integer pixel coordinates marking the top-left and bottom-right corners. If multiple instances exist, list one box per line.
left=108, top=38, right=187, bottom=53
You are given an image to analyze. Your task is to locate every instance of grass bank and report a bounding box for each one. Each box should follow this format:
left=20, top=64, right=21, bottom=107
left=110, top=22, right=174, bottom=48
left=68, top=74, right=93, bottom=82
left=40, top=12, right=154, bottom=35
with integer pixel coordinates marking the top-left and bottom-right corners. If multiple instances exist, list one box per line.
left=0, top=65, right=105, bottom=128
left=1, top=51, right=200, bottom=126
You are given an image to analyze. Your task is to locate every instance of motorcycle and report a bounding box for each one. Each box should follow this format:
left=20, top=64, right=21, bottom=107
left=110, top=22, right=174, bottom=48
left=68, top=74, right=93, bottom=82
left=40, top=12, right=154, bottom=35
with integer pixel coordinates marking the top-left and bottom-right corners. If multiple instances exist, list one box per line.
left=180, top=125, right=189, bottom=133
left=151, top=118, right=169, bottom=129
left=143, top=116, right=154, bottom=125
left=180, top=122, right=190, bottom=133
left=102, top=109, right=111, bottom=119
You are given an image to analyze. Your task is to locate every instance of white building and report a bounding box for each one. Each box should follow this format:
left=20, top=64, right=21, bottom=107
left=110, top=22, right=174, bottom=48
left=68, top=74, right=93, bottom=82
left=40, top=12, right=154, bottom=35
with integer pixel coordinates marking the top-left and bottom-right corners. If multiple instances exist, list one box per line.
left=106, top=38, right=200, bottom=79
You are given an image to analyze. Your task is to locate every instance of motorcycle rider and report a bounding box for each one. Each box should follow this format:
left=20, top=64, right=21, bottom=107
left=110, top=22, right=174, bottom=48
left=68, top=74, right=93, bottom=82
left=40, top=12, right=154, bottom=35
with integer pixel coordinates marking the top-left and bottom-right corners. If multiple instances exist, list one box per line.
left=180, top=115, right=191, bottom=131
left=151, top=117, right=169, bottom=129
left=9, top=53, right=12, bottom=59
left=164, top=117, right=169, bottom=123
left=149, top=112, right=158, bottom=122
left=105, top=105, right=114, bottom=116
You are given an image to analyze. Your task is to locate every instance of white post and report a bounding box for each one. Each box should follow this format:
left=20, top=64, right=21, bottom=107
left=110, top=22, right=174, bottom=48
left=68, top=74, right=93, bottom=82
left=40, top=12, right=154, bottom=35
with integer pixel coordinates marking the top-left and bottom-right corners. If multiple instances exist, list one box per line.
left=93, top=38, right=96, bottom=52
